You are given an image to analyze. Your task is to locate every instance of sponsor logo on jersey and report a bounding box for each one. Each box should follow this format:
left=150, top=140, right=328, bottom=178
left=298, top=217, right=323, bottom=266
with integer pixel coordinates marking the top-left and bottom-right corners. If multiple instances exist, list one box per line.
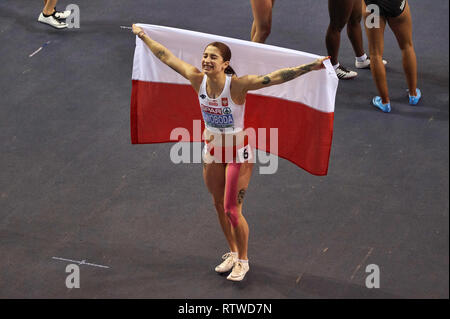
left=201, top=104, right=222, bottom=115
left=199, top=94, right=206, bottom=99
left=208, top=100, right=219, bottom=106
left=221, top=97, right=228, bottom=106
left=222, top=107, right=232, bottom=115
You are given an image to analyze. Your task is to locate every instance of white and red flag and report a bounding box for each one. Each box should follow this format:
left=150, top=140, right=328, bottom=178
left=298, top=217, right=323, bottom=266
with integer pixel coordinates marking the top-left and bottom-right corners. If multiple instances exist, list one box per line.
left=131, top=24, right=338, bottom=175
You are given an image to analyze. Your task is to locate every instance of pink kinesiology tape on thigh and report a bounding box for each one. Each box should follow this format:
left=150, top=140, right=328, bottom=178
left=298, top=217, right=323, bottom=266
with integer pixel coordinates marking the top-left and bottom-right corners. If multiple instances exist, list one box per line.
left=224, top=162, right=242, bottom=228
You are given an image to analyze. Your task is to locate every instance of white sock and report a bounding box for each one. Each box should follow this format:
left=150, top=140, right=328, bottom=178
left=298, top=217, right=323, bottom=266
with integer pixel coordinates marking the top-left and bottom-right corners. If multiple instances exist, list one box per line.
left=231, top=252, right=238, bottom=258
left=356, top=54, right=368, bottom=62
left=333, top=63, right=340, bottom=70
left=238, top=258, right=249, bottom=264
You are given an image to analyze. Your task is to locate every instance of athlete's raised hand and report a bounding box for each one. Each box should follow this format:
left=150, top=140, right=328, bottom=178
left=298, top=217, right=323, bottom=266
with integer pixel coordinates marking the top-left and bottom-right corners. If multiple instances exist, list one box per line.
left=132, top=24, right=144, bottom=36
left=310, top=56, right=331, bottom=71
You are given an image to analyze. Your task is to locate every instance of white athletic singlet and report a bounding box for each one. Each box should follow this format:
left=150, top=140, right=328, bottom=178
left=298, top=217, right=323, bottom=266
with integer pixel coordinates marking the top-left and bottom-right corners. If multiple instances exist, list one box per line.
left=198, top=74, right=245, bottom=134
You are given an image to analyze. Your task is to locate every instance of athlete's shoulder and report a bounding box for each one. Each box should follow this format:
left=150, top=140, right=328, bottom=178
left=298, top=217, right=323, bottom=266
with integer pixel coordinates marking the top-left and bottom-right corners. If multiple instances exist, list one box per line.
left=231, top=74, right=251, bottom=88
left=190, top=72, right=205, bottom=93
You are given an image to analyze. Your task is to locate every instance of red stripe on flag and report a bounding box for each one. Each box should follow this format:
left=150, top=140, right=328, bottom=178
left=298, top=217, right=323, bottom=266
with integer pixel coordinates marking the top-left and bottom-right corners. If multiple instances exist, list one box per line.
left=130, top=80, right=334, bottom=175
left=245, top=94, right=334, bottom=175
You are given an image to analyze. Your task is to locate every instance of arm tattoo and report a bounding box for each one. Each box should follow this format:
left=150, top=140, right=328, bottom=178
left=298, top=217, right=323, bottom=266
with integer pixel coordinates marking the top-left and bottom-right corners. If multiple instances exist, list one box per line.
left=280, top=64, right=314, bottom=83
left=262, top=76, right=271, bottom=85
left=300, top=64, right=313, bottom=73
left=280, top=69, right=296, bottom=81
left=155, top=50, right=166, bottom=60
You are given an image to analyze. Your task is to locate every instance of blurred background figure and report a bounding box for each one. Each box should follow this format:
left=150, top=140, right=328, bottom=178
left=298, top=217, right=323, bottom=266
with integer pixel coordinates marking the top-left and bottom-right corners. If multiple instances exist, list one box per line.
left=326, top=0, right=375, bottom=80
left=363, top=0, right=420, bottom=113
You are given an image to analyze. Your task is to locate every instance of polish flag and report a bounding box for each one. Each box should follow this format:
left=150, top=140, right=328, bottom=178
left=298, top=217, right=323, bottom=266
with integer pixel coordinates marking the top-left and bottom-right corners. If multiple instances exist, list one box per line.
left=131, top=24, right=338, bottom=175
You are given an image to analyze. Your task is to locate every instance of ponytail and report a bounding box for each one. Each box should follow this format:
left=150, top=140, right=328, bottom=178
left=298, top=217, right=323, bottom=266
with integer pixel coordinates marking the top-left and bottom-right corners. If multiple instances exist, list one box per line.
left=225, top=65, right=236, bottom=76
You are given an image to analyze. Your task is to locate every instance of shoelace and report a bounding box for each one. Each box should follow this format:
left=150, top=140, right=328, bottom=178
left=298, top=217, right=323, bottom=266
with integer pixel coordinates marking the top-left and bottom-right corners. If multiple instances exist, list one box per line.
left=337, top=65, right=350, bottom=73
left=51, top=11, right=64, bottom=20
left=221, top=252, right=233, bottom=260
left=231, top=262, right=243, bottom=276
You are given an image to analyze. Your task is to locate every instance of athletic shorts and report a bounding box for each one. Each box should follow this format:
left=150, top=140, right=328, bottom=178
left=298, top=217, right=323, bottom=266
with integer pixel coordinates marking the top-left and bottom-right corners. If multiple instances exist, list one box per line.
left=203, top=136, right=254, bottom=164
left=364, top=0, right=406, bottom=18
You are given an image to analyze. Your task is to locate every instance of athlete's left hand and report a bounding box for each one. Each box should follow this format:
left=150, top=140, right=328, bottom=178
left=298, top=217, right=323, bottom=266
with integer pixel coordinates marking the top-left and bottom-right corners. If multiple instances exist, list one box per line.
left=311, top=56, right=330, bottom=71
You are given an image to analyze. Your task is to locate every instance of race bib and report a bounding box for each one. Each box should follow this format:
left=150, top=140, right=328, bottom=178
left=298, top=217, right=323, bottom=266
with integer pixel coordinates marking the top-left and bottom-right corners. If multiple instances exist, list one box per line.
left=237, top=145, right=254, bottom=163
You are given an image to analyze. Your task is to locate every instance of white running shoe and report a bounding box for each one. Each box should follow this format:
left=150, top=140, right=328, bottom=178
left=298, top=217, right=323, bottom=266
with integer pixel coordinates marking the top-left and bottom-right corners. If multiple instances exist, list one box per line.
left=215, top=252, right=237, bottom=273
left=355, top=58, right=388, bottom=69
left=38, top=12, right=68, bottom=29
left=335, top=65, right=358, bottom=79
left=227, top=261, right=249, bottom=281
left=54, top=9, right=72, bottom=20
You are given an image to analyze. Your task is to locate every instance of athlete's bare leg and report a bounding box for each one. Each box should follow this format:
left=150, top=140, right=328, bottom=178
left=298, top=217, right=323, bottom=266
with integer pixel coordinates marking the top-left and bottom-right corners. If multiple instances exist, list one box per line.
left=363, top=1, right=389, bottom=103
left=347, top=0, right=365, bottom=58
left=326, top=0, right=355, bottom=65
left=250, top=0, right=275, bottom=43
left=224, top=162, right=254, bottom=260
left=387, top=1, right=417, bottom=95
left=43, top=0, right=58, bottom=15
left=203, top=162, right=238, bottom=253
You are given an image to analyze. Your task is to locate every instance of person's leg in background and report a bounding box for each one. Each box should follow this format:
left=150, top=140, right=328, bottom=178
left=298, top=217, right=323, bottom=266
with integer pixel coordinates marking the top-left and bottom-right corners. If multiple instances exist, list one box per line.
left=326, top=0, right=358, bottom=79
left=363, top=1, right=391, bottom=112
left=347, top=0, right=366, bottom=60
left=250, top=0, right=275, bottom=43
left=387, top=1, right=420, bottom=104
left=42, top=0, right=57, bottom=16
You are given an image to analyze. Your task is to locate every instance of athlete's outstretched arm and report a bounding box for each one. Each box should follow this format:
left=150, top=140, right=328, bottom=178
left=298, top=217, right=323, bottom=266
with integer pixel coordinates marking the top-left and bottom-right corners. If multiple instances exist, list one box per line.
left=237, top=56, right=330, bottom=92
left=132, top=24, right=202, bottom=84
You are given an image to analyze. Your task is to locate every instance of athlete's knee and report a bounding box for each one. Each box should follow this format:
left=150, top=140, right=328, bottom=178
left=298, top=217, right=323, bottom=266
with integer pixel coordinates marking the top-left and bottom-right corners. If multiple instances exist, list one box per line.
left=369, top=53, right=384, bottom=65
left=348, top=13, right=362, bottom=26
left=257, top=21, right=271, bottom=39
left=328, top=21, right=346, bottom=33
left=399, top=41, right=414, bottom=52
left=224, top=188, right=247, bottom=228
left=224, top=199, right=239, bottom=228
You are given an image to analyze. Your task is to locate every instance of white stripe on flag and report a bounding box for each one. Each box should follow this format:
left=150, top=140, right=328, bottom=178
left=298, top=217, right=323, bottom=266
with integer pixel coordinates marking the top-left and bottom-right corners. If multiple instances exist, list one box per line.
left=132, top=24, right=338, bottom=113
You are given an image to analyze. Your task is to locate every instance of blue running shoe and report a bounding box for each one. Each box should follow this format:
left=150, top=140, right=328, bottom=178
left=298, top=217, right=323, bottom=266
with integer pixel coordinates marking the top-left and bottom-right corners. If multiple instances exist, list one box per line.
left=408, top=88, right=421, bottom=105
left=372, top=96, right=391, bottom=113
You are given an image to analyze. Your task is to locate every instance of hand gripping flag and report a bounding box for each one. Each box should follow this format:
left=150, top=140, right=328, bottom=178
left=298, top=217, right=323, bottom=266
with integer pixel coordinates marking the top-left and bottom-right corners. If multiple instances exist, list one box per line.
left=131, top=24, right=338, bottom=175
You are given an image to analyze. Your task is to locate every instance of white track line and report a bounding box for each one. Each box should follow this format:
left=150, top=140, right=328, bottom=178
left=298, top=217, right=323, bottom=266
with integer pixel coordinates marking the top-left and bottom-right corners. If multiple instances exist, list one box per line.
left=52, top=257, right=110, bottom=269
left=29, top=41, right=51, bottom=58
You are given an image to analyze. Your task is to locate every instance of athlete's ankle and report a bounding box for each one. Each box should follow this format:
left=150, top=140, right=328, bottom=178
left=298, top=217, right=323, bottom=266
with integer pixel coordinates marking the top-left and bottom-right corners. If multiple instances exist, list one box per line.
left=43, top=9, right=55, bottom=16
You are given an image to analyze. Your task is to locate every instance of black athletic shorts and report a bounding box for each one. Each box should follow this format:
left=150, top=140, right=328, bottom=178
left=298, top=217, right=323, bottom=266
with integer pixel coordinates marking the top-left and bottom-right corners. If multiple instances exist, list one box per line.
left=364, top=0, right=406, bottom=18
